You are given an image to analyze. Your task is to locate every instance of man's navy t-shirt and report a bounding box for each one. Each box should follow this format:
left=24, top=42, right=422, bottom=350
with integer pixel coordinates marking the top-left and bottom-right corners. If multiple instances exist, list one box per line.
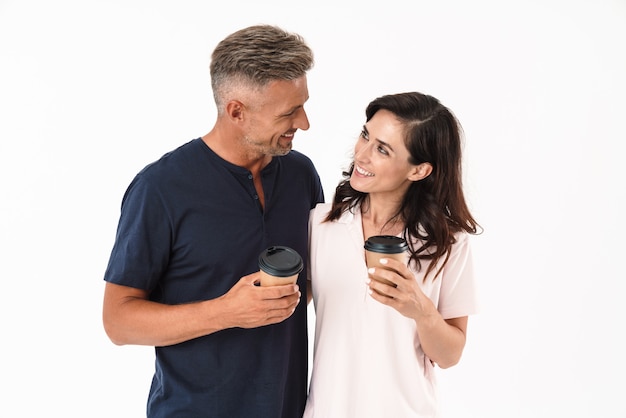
left=104, top=138, right=324, bottom=417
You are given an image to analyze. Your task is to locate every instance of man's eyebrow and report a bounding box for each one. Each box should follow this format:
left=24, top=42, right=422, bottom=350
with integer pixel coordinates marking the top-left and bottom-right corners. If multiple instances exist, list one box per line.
left=278, top=105, right=302, bottom=117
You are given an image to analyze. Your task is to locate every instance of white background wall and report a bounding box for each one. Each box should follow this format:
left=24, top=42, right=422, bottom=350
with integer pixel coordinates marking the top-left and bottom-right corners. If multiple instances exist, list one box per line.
left=1, top=0, right=625, bottom=416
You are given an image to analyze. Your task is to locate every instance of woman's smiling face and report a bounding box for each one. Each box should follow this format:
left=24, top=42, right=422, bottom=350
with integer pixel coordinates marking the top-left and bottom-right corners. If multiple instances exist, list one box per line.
left=349, top=109, right=420, bottom=201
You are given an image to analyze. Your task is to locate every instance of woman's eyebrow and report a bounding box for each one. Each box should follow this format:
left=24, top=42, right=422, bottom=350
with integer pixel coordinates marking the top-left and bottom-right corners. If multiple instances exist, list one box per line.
left=376, top=138, right=393, bottom=151
left=363, top=124, right=394, bottom=151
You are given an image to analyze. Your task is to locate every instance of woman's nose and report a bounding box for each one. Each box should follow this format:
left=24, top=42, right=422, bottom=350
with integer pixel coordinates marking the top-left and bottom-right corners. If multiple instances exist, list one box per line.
left=354, top=140, right=371, bottom=161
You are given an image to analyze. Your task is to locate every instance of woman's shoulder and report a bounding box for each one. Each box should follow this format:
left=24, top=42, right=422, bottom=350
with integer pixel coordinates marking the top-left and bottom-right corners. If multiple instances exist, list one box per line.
left=313, top=202, right=332, bottom=211
left=310, top=202, right=332, bottom=221
left=310, top=202, right=360, bottom=226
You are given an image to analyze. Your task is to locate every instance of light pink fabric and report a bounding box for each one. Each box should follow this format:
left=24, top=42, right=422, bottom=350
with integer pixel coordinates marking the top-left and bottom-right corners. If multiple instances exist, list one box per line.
left=304, top=203, right=479, bottom=418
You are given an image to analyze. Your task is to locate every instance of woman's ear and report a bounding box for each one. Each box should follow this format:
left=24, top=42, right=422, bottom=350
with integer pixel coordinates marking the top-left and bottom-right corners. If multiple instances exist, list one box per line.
left=408, top=163, right=433, bottom=182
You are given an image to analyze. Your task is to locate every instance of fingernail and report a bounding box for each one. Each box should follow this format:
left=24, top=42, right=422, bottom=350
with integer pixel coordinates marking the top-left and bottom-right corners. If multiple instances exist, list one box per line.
left=368, top=267, right=375, bottom=274
left=365, top=278, right=371, bottom=285
left=380, top=258, right=388, bottom=264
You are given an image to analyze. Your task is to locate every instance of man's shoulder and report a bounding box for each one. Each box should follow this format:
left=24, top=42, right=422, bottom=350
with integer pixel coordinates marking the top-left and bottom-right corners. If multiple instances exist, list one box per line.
left=279, top=149, right=317, bottom=172
left=137, top=138, right=202, bottom=175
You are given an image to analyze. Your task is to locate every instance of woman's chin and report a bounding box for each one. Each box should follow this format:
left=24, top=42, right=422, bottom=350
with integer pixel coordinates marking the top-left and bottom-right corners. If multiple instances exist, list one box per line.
left=349, top=177, right=368, bottom=193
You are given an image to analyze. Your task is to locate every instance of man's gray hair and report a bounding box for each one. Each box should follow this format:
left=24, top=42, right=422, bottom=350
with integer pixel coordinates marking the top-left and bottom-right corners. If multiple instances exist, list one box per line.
left=210, top=25, right=314, bottom=111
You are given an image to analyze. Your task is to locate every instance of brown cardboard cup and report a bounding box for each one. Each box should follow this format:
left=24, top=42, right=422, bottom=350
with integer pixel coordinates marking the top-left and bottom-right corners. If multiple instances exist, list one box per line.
left=364, top=235, right=408, bottom=287
left=258, top=246, right=303, bottom=286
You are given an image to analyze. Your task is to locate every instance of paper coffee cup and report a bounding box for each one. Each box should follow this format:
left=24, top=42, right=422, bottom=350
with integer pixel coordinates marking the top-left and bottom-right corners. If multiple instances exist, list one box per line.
left=364, top=235, right=408, bottom=287
left=258, top=246, right=303, bottom=286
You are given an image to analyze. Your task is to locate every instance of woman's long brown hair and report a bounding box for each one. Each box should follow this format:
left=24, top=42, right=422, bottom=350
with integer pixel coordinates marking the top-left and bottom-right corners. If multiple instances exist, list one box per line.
left=325, top=92, right=481, bottom=281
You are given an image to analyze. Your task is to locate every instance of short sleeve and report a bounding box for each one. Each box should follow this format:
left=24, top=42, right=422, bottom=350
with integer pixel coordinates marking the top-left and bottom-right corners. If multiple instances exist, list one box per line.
left=103, top=174, right=172, bottom=291
left=437, top=233, right=480, bottom=319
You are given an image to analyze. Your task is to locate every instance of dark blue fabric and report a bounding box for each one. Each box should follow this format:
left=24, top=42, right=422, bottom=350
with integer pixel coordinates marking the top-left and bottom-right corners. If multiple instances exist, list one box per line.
left=104, top=138, right=324, bottom=417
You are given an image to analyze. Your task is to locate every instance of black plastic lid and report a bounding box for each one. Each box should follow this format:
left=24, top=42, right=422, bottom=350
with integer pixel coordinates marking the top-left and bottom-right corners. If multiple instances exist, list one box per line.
left=364, top=235, right=408, bottom=254
left=258, top=246, right=304, bottom=277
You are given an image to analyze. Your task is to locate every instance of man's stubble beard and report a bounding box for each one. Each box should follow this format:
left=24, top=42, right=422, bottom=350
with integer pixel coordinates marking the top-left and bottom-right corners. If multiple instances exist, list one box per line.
left=243, top=135, right=292, bottom=157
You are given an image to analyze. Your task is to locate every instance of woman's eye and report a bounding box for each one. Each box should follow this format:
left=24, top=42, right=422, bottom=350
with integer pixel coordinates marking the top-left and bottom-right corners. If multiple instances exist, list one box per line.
left=377, top=146, right=389, bottom=155
left=360, top=130, right=368, bottom=140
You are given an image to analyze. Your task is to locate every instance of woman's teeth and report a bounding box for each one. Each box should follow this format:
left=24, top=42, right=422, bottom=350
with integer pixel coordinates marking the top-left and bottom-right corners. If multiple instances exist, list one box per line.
left=355, top=165, right=374, bottom=177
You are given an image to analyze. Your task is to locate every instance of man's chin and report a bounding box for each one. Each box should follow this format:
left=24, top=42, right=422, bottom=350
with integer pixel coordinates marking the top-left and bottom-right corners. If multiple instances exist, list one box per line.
left=272, top=144, right=292, bottom=156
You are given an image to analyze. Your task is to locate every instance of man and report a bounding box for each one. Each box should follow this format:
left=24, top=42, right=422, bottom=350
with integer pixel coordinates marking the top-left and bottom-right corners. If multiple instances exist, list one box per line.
left=102, top=25, right=324, bottom=417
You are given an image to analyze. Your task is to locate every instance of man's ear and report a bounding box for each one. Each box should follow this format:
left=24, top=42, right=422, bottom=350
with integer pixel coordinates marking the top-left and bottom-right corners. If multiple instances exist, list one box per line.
left=225, top=100, right=245, bottom=121
left=408, top=162, right=433, bottom=182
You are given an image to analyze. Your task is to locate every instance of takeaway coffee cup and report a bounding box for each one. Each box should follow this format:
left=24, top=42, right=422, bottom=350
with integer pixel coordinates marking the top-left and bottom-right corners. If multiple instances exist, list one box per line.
left=258, top=246, right=304, bottom=286
left=364, top=235, right=409, bottom=287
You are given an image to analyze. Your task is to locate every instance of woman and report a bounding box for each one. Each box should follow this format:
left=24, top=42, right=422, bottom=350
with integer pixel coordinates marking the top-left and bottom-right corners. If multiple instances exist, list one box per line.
left=305, top=92, right=480, bottom=417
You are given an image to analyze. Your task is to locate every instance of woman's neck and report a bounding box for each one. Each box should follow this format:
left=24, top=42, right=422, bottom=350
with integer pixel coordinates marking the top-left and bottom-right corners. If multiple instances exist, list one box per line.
left=360, top=196, right=404, bottom=238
